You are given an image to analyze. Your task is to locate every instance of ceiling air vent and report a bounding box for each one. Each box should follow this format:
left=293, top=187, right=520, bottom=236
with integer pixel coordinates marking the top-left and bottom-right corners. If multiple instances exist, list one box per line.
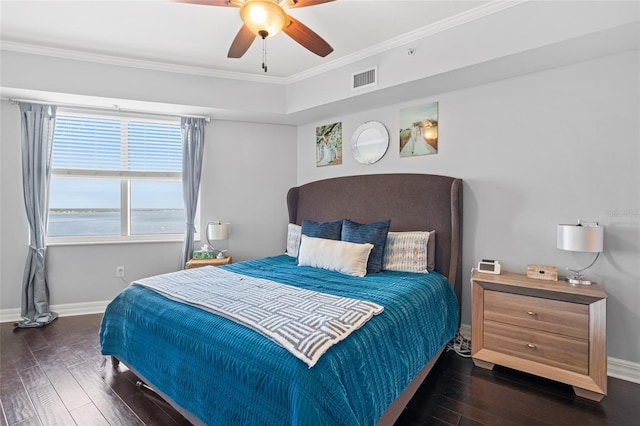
left=351, top=67, right=377, bottom=90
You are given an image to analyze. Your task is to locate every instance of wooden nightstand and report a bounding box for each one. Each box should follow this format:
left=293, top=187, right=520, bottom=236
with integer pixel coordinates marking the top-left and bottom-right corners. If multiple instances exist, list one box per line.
left=471, top=271, right=607, bottom=401
left=185, top=257, right=232, bottom=269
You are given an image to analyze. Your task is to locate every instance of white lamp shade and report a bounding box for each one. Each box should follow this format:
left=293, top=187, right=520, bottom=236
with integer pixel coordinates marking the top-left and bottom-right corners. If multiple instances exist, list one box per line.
left=207, top=222, right=230, bottom=241
left=557, top=223, right=603, bottom=252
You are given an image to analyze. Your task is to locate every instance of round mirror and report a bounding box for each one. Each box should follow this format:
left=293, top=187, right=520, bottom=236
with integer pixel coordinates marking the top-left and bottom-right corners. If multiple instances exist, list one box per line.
left=351, top=121, right=389, bottom=164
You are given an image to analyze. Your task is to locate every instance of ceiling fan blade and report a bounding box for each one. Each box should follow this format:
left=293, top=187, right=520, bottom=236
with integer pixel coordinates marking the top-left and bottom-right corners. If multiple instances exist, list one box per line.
left=286, top=0, right=335, bottom=8
left=170, top=0, right=239, bottom=7
left=282, top=16, right=333, bottom=57
left=228, top=24, right=257, bottom=58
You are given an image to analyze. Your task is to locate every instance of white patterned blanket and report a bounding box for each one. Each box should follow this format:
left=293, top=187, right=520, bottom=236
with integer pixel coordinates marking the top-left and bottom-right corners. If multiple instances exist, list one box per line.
left=133, top=266, right=384, bottom=367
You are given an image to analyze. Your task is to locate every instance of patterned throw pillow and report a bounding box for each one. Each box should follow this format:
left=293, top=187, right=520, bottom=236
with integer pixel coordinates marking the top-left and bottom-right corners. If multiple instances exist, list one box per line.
left=286, top=223, right=302, bottom=257
left=341, top=219, right=391, bottom=274
left=382, top=231, right=435, bottom=273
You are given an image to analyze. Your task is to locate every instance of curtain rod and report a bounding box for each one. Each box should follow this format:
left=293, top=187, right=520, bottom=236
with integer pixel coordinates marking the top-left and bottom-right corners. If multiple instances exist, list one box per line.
left=4, top=97, right=211, bottom=123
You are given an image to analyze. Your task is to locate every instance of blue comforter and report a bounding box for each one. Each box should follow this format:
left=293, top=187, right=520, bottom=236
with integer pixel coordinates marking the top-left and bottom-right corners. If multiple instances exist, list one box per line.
left=100, top=255, right=459, bottom=425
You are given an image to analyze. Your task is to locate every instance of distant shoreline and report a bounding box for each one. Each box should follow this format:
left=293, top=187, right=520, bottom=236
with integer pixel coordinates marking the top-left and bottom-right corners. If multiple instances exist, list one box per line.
left=49, top=208, right=183, bottom=214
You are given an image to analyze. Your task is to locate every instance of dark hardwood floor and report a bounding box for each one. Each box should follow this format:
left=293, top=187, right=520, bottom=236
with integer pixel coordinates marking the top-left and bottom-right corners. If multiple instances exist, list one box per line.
left=1, top=314, right=638, bottom=425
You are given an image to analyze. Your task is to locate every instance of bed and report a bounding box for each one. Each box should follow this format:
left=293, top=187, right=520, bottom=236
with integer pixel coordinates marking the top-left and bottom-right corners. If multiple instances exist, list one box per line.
left=100, top=173, right=463, bottom=425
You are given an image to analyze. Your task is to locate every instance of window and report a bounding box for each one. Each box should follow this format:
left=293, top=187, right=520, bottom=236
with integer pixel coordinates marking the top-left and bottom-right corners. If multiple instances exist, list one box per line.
left=48, top=111, right=191, bottom=244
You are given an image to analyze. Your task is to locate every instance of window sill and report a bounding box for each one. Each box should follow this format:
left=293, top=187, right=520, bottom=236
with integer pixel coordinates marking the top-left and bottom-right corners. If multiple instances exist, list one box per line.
left=47, top=235, right=201, bottom=247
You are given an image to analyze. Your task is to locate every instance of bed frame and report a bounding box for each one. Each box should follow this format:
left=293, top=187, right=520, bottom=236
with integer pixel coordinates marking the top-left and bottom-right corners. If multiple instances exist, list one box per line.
left=116, top=173, right=463, bottom=425
left=287, top=173, right=463, bottom=425
left=287, top=173, right=463, bottom=305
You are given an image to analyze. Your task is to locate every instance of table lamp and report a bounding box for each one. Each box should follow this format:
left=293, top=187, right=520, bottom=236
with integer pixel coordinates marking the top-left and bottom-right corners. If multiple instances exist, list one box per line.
left=207, top=221, right=231, bottom=259
left=557, top=221, right=604, bottom=285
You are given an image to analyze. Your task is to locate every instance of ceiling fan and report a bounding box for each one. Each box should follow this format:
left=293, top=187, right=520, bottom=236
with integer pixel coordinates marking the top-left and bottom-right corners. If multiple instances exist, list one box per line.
left=173, top=0, right=335, bottom=67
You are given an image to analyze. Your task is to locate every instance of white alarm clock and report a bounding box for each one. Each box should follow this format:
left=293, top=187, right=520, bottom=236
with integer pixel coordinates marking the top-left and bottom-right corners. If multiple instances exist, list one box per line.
left=477, top=259, right=501, bottom=274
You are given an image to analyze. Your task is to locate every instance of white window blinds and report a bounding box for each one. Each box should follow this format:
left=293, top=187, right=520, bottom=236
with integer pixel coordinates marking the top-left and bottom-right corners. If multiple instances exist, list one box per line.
left=52, top=115, right=182, bottom=176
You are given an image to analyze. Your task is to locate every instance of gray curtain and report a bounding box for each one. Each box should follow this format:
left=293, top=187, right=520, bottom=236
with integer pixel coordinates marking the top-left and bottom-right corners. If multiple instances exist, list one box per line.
left=180, top=117, right=206, bottom=268
left=16, top=102, right=58, bottom=328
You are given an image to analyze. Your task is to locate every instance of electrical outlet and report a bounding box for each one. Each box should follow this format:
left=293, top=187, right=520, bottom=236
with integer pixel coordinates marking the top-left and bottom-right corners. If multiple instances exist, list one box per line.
left=116, top=266, right=125, bottom=278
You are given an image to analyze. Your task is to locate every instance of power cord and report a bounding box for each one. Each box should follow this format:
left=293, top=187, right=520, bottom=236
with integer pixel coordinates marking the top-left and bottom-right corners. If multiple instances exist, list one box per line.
left=446, top=331, right=471, bottom=358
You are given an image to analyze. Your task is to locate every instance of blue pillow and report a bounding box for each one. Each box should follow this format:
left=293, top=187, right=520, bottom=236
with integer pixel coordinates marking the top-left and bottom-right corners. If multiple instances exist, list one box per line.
left=341, top=219, right=391, bottom=274
left=301, top=219, right=343, bottom=241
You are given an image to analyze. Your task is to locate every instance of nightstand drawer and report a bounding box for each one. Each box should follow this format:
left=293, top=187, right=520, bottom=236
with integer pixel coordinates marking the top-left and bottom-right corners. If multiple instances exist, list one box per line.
left=485, top=290, right=589, bottom=340
left=186, top=257, right=232, bottom=269
left=484, top=320, right=589, bottom=375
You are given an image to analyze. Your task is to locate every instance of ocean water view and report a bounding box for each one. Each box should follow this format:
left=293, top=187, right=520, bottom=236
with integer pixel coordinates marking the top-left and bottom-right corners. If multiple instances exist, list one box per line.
left=48, top=209, right=185, bottom=237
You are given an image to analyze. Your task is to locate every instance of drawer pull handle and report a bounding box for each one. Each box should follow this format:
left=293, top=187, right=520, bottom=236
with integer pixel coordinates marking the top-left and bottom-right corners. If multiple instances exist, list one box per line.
left=527, top=343, right=537, bottom=349
left=527, top=311, right=537, bottom=316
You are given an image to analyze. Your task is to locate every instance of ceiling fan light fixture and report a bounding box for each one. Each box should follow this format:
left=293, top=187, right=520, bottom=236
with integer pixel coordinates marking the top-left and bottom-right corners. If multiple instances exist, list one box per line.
left=240, top=0, right=288, bottom=38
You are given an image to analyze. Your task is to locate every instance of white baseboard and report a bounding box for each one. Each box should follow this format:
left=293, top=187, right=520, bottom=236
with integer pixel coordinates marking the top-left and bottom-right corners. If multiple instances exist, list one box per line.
left=608, top=356, right=640, bottom=384
left=458, top=323, right=640, bottom=385
left=0, top=300, right=110, bottom=324
left=459, top=323, right=472, bottom=340
left=2, top=307, right=638, bottom=385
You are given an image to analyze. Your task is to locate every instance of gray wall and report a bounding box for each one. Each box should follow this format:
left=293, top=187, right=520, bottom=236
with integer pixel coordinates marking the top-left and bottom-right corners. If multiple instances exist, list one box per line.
left=0, top=106, right=296, bottom=310
left=0, top=47, right=638, bottom=368
left=296, top=50, right=640, bottom=364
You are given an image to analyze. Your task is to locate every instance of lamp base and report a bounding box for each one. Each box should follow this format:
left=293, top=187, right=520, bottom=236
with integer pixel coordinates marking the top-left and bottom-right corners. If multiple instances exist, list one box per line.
left=565, top=276, right=592, bottom=286
left=561, top=252, right=601, bottom=287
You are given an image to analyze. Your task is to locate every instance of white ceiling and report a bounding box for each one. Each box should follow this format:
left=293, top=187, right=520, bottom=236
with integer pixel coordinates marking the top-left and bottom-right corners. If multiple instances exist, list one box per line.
left=0, top=0, right=493, bottom=80
left=2, top=1, right=638, bottom=125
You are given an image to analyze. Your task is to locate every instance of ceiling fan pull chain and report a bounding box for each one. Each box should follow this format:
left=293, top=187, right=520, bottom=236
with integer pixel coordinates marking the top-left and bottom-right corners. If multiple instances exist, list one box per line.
left=261, top=35, right=268, bottom=73
left=257, top=29, right=268, bottom=73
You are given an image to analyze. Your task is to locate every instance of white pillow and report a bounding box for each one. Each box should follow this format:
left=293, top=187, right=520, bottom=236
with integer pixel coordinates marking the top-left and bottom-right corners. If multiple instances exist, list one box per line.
left=382, top=231, right=435, bottom=273
left=298, top=235, right=373, bottom=277
left=286, top=223, right=302, bottom=257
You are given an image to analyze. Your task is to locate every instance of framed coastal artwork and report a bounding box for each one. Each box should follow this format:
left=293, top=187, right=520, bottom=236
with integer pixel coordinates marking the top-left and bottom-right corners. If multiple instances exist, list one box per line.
left=399, top=102, right=438, bottom=157
left=316, top=122, right=342, bottom=167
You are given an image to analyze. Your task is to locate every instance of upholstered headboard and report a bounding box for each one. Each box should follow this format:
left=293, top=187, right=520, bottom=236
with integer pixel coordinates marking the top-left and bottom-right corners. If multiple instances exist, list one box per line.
left=286, top=173, right=463, bottom=305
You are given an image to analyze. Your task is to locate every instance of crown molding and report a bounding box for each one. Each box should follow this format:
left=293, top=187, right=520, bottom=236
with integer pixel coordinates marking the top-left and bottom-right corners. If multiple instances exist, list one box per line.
left=287, top=0, right=527, bottom=83
left=0, top=0, right=525, bottom=85
left=0, top=40, right=288, bottom=85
